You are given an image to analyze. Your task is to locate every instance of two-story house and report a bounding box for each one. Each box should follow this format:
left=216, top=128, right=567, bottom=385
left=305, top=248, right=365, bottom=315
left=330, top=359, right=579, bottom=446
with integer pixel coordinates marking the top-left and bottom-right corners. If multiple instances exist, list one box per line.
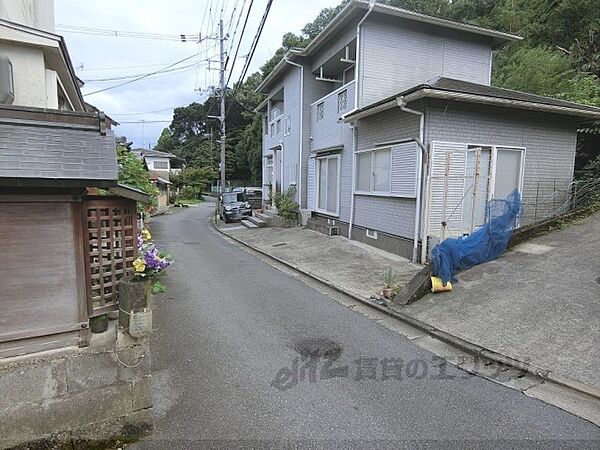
left=257, top=0, right=600, bottom=262
left=132, top=148, right=185, bottom=210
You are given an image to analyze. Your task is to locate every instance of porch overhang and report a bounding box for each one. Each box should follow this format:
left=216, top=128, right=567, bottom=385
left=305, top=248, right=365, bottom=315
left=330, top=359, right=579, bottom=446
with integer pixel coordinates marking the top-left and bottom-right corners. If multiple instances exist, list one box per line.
left=342, top=77, right=600, bottom=122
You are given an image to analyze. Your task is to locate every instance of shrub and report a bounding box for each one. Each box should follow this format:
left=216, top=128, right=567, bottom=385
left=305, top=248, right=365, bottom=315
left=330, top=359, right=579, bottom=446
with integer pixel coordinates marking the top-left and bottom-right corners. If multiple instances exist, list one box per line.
left=273, top=187, right=299, bottom=221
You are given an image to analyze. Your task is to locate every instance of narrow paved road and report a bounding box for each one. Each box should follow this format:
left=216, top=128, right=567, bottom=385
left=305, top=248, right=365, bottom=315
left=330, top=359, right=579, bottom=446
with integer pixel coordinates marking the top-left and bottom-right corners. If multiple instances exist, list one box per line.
left=135, top=202, right=599, bottom=449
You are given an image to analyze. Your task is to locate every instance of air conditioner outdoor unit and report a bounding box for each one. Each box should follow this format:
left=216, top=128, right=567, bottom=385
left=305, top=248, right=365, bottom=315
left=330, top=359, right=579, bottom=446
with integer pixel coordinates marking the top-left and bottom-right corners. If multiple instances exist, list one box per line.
left=0, top=56, right=14, bottom=105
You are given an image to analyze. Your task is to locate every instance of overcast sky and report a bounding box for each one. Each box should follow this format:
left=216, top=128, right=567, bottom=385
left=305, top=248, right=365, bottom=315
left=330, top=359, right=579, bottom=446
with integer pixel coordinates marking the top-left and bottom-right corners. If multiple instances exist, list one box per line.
left=54, top=0, right=341, bottom=149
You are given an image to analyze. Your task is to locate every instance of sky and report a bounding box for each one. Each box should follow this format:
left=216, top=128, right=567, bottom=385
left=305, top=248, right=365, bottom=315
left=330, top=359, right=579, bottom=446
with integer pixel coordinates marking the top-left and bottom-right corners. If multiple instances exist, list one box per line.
left=54, top=0, right=342, bottom=149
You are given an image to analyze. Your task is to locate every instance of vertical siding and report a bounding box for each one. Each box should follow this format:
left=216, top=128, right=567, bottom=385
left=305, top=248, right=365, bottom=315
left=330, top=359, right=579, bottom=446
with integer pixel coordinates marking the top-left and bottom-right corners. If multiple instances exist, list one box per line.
left=352, top=108, right=422, bottom=238
left=426, top=101, right=578, bottom=225
left=359, top=14, right=492, bottom=106
left=261, top=65, right=302, bottom=202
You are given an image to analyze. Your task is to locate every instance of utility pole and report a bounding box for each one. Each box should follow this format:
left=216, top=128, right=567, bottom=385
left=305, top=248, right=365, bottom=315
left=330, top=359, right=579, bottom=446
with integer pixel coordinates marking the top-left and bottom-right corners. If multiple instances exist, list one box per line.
left=219, top=18, right=226, bottom=192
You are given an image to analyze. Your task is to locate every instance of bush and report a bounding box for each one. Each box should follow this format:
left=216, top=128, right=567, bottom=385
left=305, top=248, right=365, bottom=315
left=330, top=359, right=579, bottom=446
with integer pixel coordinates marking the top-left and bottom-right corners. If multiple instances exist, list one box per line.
left=180, top=186, right=201, bottom=199
left=273, top=187, right=299, bottom=221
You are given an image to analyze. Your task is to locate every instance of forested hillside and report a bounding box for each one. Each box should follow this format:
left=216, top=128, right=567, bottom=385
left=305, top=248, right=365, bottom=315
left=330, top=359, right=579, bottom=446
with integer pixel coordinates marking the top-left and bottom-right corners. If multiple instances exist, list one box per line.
left=155, top=0, right=600, bottom=183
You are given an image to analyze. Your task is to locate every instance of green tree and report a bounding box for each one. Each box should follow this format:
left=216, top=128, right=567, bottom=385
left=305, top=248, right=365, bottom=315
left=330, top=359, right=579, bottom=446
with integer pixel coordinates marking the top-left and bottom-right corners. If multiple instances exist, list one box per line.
left=116, top=144, right=158, bottom=208
left=180, top=166, right=215, bottom=198
left=493, top=46, right=575, bottom=97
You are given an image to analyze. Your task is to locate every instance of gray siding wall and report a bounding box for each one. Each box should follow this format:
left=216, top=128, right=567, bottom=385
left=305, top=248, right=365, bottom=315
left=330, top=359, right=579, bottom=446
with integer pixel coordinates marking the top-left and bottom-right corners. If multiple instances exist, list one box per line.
left=352, top=108, right=422, bottom=238
left=359, top=14, right=493, bottom=107
left=310, top=18, right=360, bottom=72
left=300, top=65, right=335, bottom=208
left=426, top=101, right=578, bottom=224
left=310, top=81, right=355, bottom=152
left=0, top=125, right=116, bottom=180
left=262, top=65, right=302, bottom=201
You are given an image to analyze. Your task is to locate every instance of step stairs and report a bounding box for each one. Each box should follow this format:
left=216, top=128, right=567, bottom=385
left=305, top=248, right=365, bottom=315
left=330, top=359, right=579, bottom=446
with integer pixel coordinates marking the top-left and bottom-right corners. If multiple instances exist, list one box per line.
left=241, top=208, right=278, bottom=229
left=246, top=215, right=267, bottom=227
left=241, top=219, right=258, bottom=228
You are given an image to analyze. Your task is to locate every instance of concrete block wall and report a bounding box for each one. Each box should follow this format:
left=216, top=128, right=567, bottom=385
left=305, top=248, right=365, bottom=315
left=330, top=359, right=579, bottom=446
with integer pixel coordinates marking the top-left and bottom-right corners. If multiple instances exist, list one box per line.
left=0, top=324, right=152, bottom=449
left=307, top=213, right=415, bottom=259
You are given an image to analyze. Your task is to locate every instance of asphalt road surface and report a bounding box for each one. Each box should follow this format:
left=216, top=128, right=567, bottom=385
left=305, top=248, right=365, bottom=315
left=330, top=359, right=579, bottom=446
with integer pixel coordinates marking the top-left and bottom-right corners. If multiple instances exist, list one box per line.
left=132, top=201, right=600, bottom=449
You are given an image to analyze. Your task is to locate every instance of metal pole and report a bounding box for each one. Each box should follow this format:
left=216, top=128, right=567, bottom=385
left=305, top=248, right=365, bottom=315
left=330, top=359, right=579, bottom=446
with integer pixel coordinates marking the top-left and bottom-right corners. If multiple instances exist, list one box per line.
left=219, top=18, right=226, bottom=192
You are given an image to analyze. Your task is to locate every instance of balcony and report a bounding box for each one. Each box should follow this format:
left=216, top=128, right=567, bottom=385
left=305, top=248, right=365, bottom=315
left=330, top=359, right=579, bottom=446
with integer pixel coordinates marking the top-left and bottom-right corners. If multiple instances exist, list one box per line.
left=310, top=81, right=355, bottom=151
left=263, top=113, right=286, bottom=150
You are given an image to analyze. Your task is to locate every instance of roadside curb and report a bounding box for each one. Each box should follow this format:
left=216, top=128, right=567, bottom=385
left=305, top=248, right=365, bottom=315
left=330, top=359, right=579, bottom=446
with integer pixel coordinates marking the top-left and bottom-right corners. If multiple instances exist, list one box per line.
left=212, top=222, right=600, bottom=410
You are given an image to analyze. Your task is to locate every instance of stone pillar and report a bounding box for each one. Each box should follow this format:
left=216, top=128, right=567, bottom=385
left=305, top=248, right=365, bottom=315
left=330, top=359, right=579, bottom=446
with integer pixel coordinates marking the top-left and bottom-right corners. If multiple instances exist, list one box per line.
left=118, top=279, right=151, bottom=329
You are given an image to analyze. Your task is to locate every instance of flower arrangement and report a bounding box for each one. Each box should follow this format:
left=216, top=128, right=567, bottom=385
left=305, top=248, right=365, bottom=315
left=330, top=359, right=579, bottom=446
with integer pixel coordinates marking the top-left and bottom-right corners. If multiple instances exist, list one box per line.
left=132, top=228, right=173, bottom=293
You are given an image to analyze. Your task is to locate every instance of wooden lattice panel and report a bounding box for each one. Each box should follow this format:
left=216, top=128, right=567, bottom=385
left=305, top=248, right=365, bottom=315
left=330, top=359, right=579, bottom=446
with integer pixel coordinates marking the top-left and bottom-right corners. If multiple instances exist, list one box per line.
left=83, top=199, right=137, bottom=316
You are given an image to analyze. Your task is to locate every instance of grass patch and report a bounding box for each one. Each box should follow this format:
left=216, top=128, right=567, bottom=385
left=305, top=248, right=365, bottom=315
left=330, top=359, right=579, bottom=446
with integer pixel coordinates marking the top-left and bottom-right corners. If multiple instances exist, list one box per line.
left=177, top=198, right=203, bottom=205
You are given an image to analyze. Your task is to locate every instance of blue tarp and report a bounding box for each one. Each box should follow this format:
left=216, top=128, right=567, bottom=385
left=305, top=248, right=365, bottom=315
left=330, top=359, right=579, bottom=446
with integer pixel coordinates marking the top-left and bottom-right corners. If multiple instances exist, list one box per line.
left=431, top=190, right=522, bottom=284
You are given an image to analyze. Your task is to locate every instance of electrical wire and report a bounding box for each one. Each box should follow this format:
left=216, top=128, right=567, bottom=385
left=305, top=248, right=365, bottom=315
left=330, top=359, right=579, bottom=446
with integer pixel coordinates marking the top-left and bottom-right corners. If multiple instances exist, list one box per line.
left=82, top=60, right=213, bottom=82
left=225, top=0, right=254, bottom=88
left=225, top=0, right=273, bottom=118
left=83, top=53, right=201, bottom=96
left=56, top=23, right=203, bottom=42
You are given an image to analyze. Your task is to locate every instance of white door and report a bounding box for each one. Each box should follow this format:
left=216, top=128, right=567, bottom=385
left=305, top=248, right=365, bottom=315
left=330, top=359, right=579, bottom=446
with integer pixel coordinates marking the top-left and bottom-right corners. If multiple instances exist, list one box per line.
left=495, top=148, right=524, bottom=199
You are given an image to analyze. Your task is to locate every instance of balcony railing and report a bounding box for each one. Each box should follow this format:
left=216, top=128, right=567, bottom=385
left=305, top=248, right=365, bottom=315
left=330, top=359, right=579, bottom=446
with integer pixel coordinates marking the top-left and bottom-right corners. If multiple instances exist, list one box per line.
left=263, top=113, right=286, bottom=150
left=310, top=81, right=355, bottom=151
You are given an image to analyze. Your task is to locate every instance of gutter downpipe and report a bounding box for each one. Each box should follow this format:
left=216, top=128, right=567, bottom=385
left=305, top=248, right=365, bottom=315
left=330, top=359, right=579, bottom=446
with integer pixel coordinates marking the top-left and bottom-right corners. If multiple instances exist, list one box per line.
left=397, top=96, right=426, bottom=264
left=284, top=58, right=304, bottom=207
left=349, top=2, right=374, bottom=240
left=348, top=123, right=357, bottom=239
left=354, top=1, right=375, bottom=109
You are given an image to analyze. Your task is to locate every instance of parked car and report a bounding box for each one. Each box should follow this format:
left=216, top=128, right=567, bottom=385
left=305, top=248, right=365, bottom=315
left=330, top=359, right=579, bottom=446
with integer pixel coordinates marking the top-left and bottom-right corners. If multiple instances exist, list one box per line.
left=232, top=187, right=263, bottom=209
left=218, top=192, right=252, bottom=223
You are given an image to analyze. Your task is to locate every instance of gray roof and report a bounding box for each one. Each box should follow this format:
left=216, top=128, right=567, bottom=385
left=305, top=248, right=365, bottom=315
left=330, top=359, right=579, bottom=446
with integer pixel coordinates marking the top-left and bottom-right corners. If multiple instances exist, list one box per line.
left=0, top=119, right=118, bottom=184
left=137, top=149, right=176, bottom=159
left=343, top=77, right=600, bottom=121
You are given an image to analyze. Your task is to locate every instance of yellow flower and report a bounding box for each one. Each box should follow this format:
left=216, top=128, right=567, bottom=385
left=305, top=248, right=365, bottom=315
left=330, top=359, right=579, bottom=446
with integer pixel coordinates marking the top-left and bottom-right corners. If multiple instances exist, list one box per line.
left=141, top=229, right=152, bottom=241
left=133, top=258, right=146, bottom=273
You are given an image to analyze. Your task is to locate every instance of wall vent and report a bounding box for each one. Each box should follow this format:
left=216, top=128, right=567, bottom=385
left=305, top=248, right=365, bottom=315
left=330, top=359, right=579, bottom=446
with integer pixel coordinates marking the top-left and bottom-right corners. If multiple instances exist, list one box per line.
left=328, top=226, right=340, bottom=236
left=366, top=229, right=378, bottom=239
left=0, top=56, right=14, bottom=105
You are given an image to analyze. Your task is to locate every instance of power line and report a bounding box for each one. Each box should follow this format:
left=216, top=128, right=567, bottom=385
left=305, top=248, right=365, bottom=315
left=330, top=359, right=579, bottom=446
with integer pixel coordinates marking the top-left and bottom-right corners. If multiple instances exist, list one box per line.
left=83, top=53, right=200, bottom=96
left=236, top=0, right=272, bottom=87
left=56, top=23, right=204, bottom=42
left=118, top=120, right=173, bottom=124
left=82, top=58, right=216, bottom=82
left=111, top=107, right=178, bottom=116
left=225, top=0, right=254, bottom=88
left=226, top=0, right=273, bottom=118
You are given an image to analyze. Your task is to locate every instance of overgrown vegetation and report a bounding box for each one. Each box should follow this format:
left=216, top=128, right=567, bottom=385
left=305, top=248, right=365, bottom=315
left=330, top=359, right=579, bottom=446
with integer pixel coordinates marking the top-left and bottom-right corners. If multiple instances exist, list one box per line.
left=273, top=187, right=299, bottom=221
left=155, top=0, right=600, bottom=183
left=116, top=144, right=158, bottom=210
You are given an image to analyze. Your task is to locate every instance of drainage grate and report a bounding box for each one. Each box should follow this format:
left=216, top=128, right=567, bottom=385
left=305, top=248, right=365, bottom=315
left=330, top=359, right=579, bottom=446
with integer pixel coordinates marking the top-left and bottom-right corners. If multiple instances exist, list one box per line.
left=293, top=338, right=343, bottom=360
left=596, top=276, right=600, bottom=285
left=272, top=242, right=288, bottom=247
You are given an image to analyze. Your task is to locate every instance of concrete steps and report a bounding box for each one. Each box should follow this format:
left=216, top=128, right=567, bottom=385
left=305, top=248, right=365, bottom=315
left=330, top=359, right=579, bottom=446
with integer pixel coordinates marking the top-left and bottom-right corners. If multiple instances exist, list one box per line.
left=247, top=215, right=267, bottom=227
left=241, top=219, right=258, bottom=228
left=241, top=209, right=279, bottom=229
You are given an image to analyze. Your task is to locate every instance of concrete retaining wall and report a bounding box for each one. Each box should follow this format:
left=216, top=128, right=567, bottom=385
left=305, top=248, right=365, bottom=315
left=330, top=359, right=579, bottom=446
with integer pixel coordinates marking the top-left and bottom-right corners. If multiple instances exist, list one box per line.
left=0, top=323, right=152, bottom=449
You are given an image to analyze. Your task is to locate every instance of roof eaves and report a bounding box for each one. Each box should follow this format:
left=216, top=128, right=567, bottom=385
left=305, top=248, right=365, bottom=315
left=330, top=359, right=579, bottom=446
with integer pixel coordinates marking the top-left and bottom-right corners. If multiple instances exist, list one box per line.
left=255, top=52, right=300, bottom=94
left=369, top=2, right=521, bottom=47
left=405, top=88, right=600, bottom=120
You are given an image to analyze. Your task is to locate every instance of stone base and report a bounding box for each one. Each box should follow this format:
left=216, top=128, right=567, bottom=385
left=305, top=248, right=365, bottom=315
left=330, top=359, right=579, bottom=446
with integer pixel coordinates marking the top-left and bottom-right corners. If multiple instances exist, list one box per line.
left=307, top=214, right=418, bottom=260
left=0, top=323, right=153, bottom=449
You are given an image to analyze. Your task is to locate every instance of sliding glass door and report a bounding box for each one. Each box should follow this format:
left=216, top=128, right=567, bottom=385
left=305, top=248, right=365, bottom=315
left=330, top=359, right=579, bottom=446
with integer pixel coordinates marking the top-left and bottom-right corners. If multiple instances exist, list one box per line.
left=316, top=155, right=340, bottom=215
